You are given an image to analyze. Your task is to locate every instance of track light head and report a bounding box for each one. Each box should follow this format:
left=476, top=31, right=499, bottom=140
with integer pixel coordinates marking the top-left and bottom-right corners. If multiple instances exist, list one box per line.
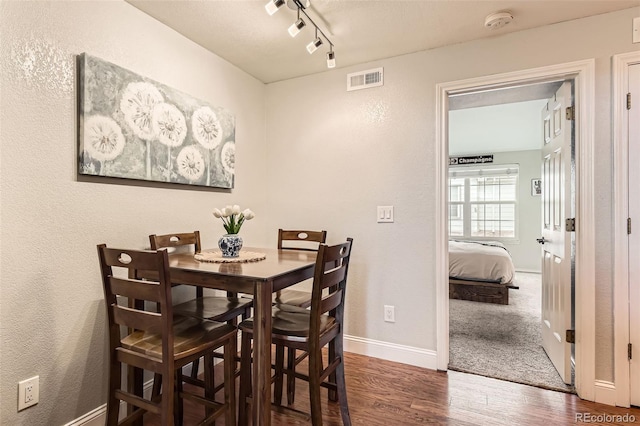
left=288, top=18, right=306, bottom=37
left=273, top=1, right=335, bottom=69
left=306, top=37, right=323, bottom=54
left=326, top=51, right=336, bottom=68
left=265, top=0, right=285, bottom=16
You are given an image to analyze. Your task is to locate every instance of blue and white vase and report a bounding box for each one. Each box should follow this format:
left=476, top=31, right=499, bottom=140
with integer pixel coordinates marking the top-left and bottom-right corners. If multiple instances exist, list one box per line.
left=218, top=234, right=243, bottom=258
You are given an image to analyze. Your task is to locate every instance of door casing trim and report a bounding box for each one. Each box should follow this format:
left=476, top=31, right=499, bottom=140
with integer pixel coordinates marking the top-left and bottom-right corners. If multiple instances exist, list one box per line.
left=613, top=50, right=640, bottom=408
left=435, top=59, right=596, bottom=401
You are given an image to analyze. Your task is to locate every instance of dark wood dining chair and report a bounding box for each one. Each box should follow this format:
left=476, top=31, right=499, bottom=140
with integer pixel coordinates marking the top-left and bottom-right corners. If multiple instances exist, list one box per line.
left=238, top=238, right=354, bottom=426
left=274, top=229, right=327, bottom=403
left=275, top=229, right=326, bottom=307
left=150, top=232, right=252, bottom=381
left=97, top=244, right=237, bottom=426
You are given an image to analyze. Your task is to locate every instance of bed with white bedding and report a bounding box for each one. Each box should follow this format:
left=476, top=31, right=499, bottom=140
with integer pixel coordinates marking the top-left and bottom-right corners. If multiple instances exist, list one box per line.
left=449, top=240, right=518, bottom=304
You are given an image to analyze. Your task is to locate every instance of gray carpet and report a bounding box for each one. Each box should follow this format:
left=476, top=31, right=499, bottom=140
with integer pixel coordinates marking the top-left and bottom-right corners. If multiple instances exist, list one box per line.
left=448, top=272, right=575, bottom=393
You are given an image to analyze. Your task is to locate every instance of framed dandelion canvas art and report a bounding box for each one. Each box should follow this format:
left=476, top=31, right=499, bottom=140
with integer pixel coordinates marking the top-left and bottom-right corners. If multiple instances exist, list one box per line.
left=77, top=53, right=235, bottom=188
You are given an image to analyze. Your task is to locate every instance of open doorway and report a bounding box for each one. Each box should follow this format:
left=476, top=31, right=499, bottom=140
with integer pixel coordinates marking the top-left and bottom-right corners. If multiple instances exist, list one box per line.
left=434, top=60, right=597, bottom=401
left=445, top=82, right=575, bottom=392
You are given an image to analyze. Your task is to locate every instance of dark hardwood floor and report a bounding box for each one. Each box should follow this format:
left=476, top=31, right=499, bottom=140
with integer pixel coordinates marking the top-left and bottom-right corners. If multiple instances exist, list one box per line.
left=144, top=351, right=640, bottom=425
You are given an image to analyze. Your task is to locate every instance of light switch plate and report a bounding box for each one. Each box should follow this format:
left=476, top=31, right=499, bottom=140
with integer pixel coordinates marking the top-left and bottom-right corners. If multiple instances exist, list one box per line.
left=377, top=206, right=394, bottom=223
left=634, top=17, right=640, bottom=43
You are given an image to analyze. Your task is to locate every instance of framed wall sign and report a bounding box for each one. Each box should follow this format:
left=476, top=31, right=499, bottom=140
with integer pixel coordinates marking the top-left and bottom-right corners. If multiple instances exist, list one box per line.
left=449, top=155, right=494, bottom=165
left=531, top=178, right=542, bottom=196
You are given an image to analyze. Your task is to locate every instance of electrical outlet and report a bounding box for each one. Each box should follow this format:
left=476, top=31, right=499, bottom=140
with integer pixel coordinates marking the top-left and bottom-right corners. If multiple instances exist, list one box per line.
left=384, top=305, right=395, bottom=323
left=18, top=376, right=39, bottom=411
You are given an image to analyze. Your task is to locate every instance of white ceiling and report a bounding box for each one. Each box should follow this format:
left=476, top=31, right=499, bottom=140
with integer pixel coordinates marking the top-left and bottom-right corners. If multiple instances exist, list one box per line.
left=126, top=0, right=639, bottom=84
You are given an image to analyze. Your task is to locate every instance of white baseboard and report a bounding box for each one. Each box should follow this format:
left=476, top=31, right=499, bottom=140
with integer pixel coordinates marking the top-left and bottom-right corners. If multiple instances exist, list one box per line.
left=66, top=378, right=155, bottom=426
left=63, top=405, right=105, bottom=426
left=344, top=334, right=438, bottom=370
left=69, top=336, right=437, bottom=425
left=594, top=380, right=617, bottom=406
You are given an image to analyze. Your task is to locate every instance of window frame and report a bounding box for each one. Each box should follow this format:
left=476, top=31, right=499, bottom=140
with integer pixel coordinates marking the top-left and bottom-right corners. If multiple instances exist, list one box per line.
left=448, top=164, right=519, bottom=242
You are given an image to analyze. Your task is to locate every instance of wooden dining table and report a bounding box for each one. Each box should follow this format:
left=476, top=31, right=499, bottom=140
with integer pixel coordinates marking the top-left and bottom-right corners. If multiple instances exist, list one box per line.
left=166, top=246, right=317, bottom=426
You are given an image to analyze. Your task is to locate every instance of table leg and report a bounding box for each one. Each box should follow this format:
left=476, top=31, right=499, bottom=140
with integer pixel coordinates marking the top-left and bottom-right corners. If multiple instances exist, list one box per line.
left=252, top=279, right=273, bottom=426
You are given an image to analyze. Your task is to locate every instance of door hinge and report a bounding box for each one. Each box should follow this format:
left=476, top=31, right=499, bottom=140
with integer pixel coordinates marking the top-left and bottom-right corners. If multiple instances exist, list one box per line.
left=566, top=329, right=575, bottom=344
left=566, top=218, right=576, bottom=232
left=565, top=106, right=575, bottom=120
left=627, top=93, right=632, bottom=110
left=629, top=218, right=632, bottom=235
left=629, top=343, right=633, bottom=360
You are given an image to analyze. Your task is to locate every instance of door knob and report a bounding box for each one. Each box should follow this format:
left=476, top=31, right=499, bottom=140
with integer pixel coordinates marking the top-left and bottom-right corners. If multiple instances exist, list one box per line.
left=536, top=237, right=546, bottom=245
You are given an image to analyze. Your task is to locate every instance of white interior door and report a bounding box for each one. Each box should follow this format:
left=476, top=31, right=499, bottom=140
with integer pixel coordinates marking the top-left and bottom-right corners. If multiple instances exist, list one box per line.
left=540, top=81, right=573, bottom=384
left=629, top=63, right=640, bottom=406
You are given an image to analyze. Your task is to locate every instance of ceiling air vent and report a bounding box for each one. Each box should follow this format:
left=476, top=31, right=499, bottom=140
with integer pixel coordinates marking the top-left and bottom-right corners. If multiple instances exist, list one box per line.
left=347, top=67, right=384, bottom=92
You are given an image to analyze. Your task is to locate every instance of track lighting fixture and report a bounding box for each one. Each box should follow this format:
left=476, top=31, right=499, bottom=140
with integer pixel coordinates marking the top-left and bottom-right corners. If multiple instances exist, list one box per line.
left=265, top=0, right=285, bottom=16
left=326, top=49, right=336, bottom=68
left=288, top=8, right=306, bottom=37
left=266, top=0, right=336, bottom=69
left=306, top=29, right=323, bottom=54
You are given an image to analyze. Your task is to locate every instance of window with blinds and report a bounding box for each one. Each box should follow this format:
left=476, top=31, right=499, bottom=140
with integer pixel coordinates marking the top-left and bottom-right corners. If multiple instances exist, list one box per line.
left=448, top=164, right=519, bottom=240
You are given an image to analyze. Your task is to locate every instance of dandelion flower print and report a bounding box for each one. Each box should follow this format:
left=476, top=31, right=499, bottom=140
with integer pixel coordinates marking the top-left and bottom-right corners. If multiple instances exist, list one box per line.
left=176, top=145, right=205, bottom=181
left=84, top=115, right=125, bottom=162
left=192, top=106, right=223, bottom=150
left=221, top=141, right=235, bottom=174
left=151, top=103, right=187, bottom=147
left=119, top=82, right=163, bottom=140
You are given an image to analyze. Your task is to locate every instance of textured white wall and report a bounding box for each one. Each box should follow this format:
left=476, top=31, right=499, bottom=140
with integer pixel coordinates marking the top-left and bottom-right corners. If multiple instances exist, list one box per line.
left=449, top=100, right=547, bottom=155
left=0, top=1, right=267, bottom=424
left=265, top=7, right=639, bottom=383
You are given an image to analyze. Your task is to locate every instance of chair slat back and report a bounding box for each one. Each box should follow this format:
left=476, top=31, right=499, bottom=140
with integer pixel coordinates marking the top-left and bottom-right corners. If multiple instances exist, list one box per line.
left=318, top=267, right=347, bottom=291
left=149, top=231, right=204, bottom=297
left=278, top=229, right=327, bottom=251
left=97, top=244, right=174, bottom=362
left=309, top=238, right=353, bottom=336
left=113, top=305, right=163, bottom=332
left=110, top=277, right=163, bottom=302
left=319, top=289, right=343, bottom=314
left=150, top=231, right=202, bottom=253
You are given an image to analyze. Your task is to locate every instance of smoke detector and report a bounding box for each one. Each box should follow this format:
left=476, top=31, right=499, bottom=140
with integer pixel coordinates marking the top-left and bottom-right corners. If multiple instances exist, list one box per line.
left=484, top=11, right=513, bottom=30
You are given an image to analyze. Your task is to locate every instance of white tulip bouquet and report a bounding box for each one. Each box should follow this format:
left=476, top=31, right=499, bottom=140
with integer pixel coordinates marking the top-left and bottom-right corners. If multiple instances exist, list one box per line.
left=213, top=205, right=255, bottom=235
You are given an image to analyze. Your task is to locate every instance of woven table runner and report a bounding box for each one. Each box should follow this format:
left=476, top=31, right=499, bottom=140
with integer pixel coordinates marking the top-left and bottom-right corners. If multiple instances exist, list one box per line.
left=194, top=250, right=266, bottom=263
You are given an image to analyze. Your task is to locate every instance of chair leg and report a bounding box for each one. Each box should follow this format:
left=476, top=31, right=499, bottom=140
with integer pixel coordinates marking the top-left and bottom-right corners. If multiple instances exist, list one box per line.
left=328, top=341, right=337, bottom=402
left=308, top=349, right=324, bottom=426
left=175, top=370, right=184, bottom=426
left=106, top=358, right=121, bottom=426
left=151, top=373, right=162, bottom=401
left=160, top=369, right=175, bottom=426
left=223, top=335, right=237, bottom=426
left=238, top=331, right=252, bottom=426
left=286, top=347, right=296, bottom=405
left=128, top=365, right=145, bottom=426
left=204, top=352, right=215, bottom=422
left=334, top=336, right=351, bottom=426
left=190, top=358, right=200, bottom=381
left=274, top=344, right=285, bottom=406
